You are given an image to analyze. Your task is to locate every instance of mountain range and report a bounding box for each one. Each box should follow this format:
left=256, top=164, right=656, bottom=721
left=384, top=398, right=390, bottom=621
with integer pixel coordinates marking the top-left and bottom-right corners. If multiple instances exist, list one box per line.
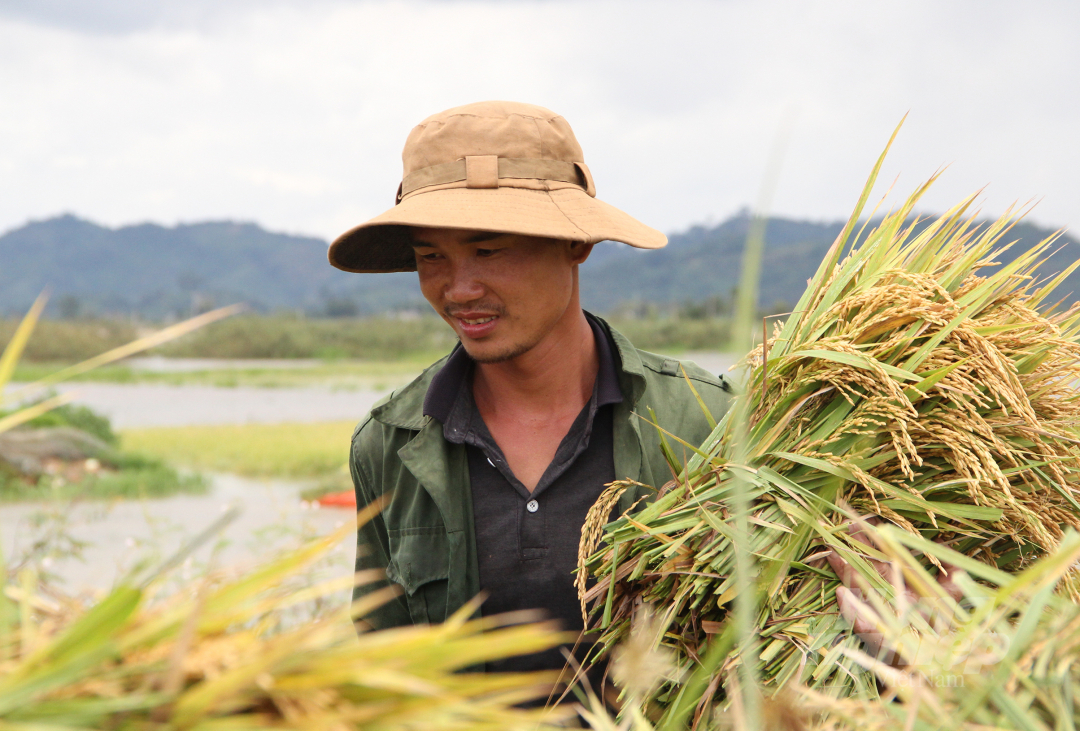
left=1, top=212, right=1076, bottom=319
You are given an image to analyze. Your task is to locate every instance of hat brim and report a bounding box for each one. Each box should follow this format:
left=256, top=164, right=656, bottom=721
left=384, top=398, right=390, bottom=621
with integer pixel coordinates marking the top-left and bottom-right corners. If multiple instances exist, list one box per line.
left=328, top=187, right=666, bottom=273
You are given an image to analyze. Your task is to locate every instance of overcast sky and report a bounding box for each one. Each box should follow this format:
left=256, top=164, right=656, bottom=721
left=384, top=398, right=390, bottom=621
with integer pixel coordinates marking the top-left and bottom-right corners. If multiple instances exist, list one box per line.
left=1, top=0, right=1077, bottom=242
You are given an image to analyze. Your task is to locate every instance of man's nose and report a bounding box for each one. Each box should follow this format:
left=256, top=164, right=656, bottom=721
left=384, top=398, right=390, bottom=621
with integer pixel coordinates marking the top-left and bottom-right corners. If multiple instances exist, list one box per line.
left=443, top=261, right=485, bottom=303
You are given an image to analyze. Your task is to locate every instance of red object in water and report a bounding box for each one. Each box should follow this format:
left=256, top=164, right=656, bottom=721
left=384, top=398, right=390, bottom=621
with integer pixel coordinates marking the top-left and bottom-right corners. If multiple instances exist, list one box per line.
left=316, top=490, right=356, bottom=508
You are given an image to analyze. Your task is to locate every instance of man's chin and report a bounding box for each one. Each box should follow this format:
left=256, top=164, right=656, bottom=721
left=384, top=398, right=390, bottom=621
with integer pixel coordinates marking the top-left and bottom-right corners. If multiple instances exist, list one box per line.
left=460, top=338, right=533, bottom=364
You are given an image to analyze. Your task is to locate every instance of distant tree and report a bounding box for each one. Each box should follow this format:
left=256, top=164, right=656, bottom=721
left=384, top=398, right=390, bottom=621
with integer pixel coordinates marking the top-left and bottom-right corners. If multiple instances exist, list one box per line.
left=679, top=294, right=730, bottom=320
left=767, top=299, right=792, bottom=317
left=57, top=295, right=82, bottom=319
left=322, top=296, right=360, bottom=318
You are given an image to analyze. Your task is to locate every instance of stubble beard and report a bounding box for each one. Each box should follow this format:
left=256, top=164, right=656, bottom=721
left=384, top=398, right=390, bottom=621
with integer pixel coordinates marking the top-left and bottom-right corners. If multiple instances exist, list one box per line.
left=456, top=318, right=545, bottom=364
left=466, top=337, right=535, bottom=364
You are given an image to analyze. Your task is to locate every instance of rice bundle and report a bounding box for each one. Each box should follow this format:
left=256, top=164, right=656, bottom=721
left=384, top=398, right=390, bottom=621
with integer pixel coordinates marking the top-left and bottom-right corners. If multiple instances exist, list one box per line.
left=578, top=143, right=1080, bottom=710
left=581, top=525, right=1080, bottom=730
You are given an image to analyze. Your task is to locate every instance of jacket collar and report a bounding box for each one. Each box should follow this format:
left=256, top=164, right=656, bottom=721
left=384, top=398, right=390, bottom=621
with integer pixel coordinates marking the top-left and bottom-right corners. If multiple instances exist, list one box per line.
left=370, top=357, right=446, bottom=431
left=370, top=312, right=647, bottom=431
left=601, top=316, right=647, bottom=408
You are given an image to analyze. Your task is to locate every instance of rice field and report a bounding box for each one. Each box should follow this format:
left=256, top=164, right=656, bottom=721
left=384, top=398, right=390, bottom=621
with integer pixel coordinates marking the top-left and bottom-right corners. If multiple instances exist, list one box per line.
left=120, top=421, right=357, bottom=478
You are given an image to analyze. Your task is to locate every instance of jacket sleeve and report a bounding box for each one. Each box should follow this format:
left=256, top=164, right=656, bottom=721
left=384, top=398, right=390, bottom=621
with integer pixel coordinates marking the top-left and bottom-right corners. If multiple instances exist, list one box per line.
left=350, top=418, right=412, bottom=631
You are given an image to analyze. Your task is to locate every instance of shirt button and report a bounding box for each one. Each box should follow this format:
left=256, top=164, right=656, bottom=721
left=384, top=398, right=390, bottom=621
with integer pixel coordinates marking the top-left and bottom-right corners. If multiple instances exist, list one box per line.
left=526, top=499, right=539, bottom=513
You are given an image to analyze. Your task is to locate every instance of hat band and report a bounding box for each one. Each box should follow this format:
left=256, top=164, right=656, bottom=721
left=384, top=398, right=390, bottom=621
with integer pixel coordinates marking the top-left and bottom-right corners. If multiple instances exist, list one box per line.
left=397, top=156, right=595, bottom=202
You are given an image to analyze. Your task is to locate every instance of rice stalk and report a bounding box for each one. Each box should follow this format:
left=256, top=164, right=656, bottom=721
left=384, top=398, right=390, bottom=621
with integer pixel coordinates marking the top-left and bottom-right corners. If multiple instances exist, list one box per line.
left=0, top=518, right=576, bottom=729
left=2, top=302, right=245, bottom=408
left=579, top=134, right=1080, bottom=719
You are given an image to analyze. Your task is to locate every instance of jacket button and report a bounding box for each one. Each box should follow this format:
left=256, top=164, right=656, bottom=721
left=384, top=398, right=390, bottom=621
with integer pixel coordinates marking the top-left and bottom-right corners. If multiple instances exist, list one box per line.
left=526, top=499, right=539, bottom=513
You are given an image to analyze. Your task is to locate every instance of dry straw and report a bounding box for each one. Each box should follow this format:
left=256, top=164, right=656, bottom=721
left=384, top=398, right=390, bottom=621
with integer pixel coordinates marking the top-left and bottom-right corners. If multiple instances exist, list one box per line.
left=579, top=129, right=1080, bottom=721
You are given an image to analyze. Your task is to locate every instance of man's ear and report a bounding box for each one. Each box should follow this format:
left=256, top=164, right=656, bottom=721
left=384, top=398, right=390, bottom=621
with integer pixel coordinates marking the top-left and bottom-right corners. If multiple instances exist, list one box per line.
left=568, top=240, right=594, bottom=266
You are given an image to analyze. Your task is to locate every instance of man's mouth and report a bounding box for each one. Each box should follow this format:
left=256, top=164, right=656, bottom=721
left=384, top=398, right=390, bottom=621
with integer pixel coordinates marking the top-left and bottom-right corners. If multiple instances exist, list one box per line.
left=451, top=311, right=502, bottom=339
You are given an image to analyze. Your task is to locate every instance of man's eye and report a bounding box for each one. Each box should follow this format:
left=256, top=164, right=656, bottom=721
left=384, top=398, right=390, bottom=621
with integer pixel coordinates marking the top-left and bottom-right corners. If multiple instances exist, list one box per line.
left=419, top=252, right=442, bottom=262
left=476, top=248, right=498, bottom=257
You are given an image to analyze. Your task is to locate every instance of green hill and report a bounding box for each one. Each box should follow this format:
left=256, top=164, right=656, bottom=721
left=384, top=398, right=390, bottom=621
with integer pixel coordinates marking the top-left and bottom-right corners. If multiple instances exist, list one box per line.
left=0, top=215, right=420, bottom=318
left=1, top=213, right=1075, bottom=319
left=583, top=212, right=1080, bottom=315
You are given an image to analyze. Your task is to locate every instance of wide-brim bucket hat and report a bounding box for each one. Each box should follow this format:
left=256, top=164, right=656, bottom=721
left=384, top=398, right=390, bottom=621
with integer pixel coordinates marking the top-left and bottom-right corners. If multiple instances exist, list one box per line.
left=328, top=100, right=667, bottom=273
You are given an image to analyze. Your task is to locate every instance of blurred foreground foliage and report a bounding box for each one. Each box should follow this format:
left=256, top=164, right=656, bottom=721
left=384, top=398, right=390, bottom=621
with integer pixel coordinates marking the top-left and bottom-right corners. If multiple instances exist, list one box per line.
left=576, top=526, right=1080, bottom=730
left=0, top=302, right=233, bottom=503
left=0, top=318, right=138, bottom=361
left=0, top=299, right=573, bottom=726
left=0, top=518, right=577, bottom=730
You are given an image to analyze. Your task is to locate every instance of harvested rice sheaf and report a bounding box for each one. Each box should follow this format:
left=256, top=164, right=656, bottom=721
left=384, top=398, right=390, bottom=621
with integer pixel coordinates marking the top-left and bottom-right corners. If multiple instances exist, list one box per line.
left=579, top=149, right=1080, bottom=710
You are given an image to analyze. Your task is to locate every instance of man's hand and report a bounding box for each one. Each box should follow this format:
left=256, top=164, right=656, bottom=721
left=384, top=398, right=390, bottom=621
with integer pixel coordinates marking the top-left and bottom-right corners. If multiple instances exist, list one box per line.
left=823, top=517, right=966, bottom=664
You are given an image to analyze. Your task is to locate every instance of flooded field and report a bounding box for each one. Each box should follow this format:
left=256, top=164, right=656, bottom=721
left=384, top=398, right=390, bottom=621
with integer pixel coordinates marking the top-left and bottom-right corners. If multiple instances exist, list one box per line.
left=1, top=474, right=354, bottom=594
left=28, top=352, right=734, bottom=429
left=45, top=382, right=395, bottom=428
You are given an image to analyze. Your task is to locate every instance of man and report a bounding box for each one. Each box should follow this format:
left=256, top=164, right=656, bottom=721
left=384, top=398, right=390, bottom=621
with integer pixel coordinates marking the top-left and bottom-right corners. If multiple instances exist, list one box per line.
left=326, top=101, right=731, bottom=677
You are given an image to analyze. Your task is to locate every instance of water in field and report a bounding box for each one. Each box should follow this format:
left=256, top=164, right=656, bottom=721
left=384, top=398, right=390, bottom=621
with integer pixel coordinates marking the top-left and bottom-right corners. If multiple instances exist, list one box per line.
left=25, top=353, right=735, bottom=429
left=1, top=473, right=354, bottom=595
left=44, top=382, right=394, bottom=428
left=124, top=356, right=323, bottom=372
left=680, top=352, right=738, bottom=378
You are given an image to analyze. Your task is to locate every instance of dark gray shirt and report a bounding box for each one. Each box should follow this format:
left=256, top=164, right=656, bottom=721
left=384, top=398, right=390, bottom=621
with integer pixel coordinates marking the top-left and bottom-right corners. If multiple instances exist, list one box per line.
left=423, top=314, right=623, bottom=674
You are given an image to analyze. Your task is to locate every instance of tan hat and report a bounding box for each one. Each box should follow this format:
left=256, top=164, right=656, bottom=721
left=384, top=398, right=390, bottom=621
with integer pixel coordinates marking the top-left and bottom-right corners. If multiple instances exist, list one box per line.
left=328, top=100, right=667, bottom=273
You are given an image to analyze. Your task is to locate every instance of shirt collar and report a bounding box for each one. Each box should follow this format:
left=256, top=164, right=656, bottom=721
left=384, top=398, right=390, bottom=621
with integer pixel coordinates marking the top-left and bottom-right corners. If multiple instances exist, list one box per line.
left=423, top=311, right=623, bottom=425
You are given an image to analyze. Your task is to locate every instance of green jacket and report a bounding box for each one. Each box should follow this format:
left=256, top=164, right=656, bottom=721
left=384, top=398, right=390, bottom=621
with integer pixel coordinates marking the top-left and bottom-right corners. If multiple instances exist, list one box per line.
left=349, top=317, right=731, bottom=629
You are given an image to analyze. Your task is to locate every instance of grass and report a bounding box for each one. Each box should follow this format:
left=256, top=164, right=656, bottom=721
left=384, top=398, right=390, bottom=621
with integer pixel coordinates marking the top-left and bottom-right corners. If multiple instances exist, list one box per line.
left=155, top=314, right=459, bottom=359
left=11, top=357, right=434, bottom=389
left=0, top=454, right=207, bottom=502
left=607, top=317, right=731, bottom=354
left=120, top=421, right=357, bottom=478
left=0, top=317, right=138, bottom=361
left=5, top=401, right=118, bottom=444
left=581, top=525, right=1080, bottom=730
left=7, top=317, right=734, bottom=389
left=0, top=401, right=207, bottom=503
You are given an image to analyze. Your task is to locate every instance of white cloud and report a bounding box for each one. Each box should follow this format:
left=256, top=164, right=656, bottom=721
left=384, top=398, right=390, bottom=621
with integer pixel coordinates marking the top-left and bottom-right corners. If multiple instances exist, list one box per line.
left=0, top=0, right=1077, bottom=241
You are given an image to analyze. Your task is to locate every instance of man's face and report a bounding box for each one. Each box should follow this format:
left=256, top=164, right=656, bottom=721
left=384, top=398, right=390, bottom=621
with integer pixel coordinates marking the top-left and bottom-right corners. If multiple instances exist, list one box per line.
left=410, top=227, right=591, bottom=363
